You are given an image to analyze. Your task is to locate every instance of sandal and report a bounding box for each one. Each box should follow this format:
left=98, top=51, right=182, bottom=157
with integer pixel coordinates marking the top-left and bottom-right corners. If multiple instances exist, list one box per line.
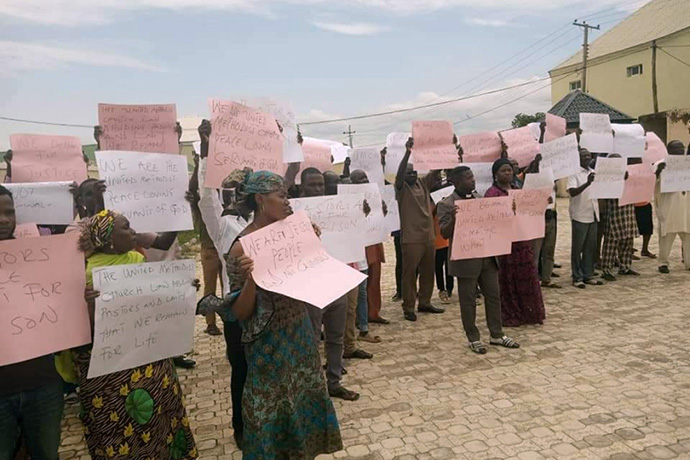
left=490, top=336, right=520, bottom=349
left=329, top=386, right=360, bottom=401
left=641, top=251, right=657, bottom=259
left=541, top=281, right=562, bottom=289
left=343, top=349, right=373, bottom=360
left=358, top=332, right=381, bottom=343
left=601, top=273, right=616, bottom=282
left=584, top=279, right=603, bottom=286
left=573, top=281, right=586, bottom=289
left=369, top=317, right=390, bottom=325
left=468, top=341, right=487, bottom=354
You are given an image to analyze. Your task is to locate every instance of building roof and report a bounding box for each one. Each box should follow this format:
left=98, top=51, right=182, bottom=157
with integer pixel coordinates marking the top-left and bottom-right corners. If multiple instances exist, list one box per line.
left=549, top=90, right=635, bottom=126
left=552, top=0, right=690, bottom=71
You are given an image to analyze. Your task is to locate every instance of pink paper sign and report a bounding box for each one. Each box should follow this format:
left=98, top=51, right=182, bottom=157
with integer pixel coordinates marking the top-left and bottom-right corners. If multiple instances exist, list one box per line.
left=98, top=103, right=178, bottom=154
left=291, top=138, right=334, bottom=184
left=14, top=223, right=40, bottom=238
left=620, top=164, right=655, bottom=206
left=508, top=188, right=551, bottom=242
left=545, top=113, right=567, bottom=142
left=644, top=132, right=667, bottom=165
left=450, top=196, right=514, bottom=260
left=0, top=232, right=91, bottom=366
left=459, top=132, right=502, bottom=163
left=239, top=211, right=366, bottom=309
left=9, top=134, right=88, bottom=184
left=411, top=121, right=458, bottom=172
left=501, top=127, right=540, bottom=168
left=205, top=99, right=284, bottom=188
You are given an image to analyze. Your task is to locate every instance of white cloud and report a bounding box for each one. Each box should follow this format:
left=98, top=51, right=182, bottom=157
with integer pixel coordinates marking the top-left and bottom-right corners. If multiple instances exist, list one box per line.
left=310, top=21, right=389, bottom=35
left=0, top=41, right=165, bottom=74
left=465, top=18, right=515, bottom=27
left=0, top=0, right=652, bottom=26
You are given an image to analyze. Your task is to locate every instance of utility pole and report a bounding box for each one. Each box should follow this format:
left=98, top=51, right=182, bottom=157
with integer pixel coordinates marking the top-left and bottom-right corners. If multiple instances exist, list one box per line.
left=343, top=125, right=356, bottom=148
left=652, top=40, right=659, bottom=114
left=573, top=20, right=600, bottom=93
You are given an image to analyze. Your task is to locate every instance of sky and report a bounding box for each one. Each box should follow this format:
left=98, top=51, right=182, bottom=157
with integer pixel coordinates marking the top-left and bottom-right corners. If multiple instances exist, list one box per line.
left=0, top=0, right=653, bottom=150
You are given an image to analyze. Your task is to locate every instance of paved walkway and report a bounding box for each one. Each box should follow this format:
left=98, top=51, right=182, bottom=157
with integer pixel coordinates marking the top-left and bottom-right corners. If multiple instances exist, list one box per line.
left=59, top=204, right=690, bottom=459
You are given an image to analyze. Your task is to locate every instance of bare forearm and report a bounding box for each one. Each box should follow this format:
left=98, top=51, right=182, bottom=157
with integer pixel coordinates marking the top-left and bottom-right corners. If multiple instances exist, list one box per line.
left=395, top=150, right=411, bottom=189
left=231, top=279, right=257, bottom=320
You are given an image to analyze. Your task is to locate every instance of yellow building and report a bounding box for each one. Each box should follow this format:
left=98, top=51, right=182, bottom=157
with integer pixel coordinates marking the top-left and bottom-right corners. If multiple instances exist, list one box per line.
left=549, top=0, right=690, bottom=145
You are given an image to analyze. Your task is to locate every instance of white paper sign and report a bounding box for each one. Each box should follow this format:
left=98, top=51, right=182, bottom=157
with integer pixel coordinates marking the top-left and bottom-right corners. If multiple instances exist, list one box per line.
left=523, top=167, right=555, bottom=190
left=385, top=132, right=411, bottom=176
left=431, top=185, right=454, bottom=204
left=88, top=260, right=197, bottom=378
left=5, top=182, right=75, bottom=225
left=580, top=113, right=613, bottom=153
left=380, top=184, right=400, bottom=233
left=289, top=194, right=367, bottom=264
left=349, top=147, right=385, bottom=186
left=540, top=133, right=580, bottom=180
left=465, top=163, right=494, bottom=197
left=338, top=183, right=388, bottom=246
left=589, top=157, right=627, bottom=199
left=239, top=97, right=304, bottom=163
left=96, top=151, right=193, bottom=233
left=330, top=144, right=350, bottom=165
left=613, top=124, right=645, bottom=158
left=661, top=156, right=690, bottom=193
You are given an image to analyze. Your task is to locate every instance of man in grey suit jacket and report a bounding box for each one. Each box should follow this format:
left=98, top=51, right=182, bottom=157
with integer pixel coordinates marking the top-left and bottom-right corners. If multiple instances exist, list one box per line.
left=437, top=166, right=520, bottom=354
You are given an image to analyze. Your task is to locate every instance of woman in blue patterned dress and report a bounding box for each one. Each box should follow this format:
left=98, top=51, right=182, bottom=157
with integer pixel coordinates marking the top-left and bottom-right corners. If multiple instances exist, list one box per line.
left=223, top=169, right=342, bottom=460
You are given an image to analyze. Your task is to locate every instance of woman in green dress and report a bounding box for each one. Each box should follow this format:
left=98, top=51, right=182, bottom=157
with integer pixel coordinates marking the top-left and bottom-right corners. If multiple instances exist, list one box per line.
left=75, top=210, right=197, bottom=460
left=224, top=170, right=342, bottom=459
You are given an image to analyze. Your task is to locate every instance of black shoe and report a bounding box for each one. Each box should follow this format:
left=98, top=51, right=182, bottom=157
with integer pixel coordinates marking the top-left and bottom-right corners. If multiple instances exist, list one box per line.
left=659, top=265, right=670, bottom=274
left=553, top=262, right=562, bottom=269
left=619, top=269, right=640, bottom=276
left=234, top=431, right=244, bottom=450
left=391, top=293, right=402, bottom=302
left=404, top=312, right=417, bottom=322
left=551, top=272, right=560, bottom=278
left=601, top=272, right=616, bottom=282
left=173, top=356, right=196, bottom=369
left=418, top=305, right=445, bottom=314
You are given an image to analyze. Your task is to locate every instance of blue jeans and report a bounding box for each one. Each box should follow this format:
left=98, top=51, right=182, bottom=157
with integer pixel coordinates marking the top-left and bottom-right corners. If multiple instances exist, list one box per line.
left=571, top=220, right=598, bottom=282
left=357, top=269, right=369, bottom=333
left=0, top=382, right=64, bottom=460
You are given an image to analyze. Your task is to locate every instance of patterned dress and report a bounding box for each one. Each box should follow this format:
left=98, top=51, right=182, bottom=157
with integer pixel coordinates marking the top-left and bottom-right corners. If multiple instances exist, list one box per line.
left=75, top=251, right=197, bottom=460
left=485, top=185, right=546, bottom=327
left=227, top=245, right=343, bottom=460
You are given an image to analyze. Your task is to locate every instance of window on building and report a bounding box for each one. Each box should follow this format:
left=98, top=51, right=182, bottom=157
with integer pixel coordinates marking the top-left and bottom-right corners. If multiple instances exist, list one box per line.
left=627, top=64, right=643, bottom=77
left=569, top=80, right=582, bottom=91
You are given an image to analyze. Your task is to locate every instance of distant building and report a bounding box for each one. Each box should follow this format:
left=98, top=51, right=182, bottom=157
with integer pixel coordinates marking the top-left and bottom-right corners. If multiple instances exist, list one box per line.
left=549, top=0, right=690, bottom=145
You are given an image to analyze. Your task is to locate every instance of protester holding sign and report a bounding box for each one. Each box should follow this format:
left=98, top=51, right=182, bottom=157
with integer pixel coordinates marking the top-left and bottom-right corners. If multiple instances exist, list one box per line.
left=75, top=210, right=197, bottom=460
left=485, top=159, right=546, bottom=327
left=655, top=141, right=690, bottom=273
left=0, top=186, right=67, bottom=460
left=437, top=167, right=519, bottom=354
left=222, top=170, right=343, bottom=457
left=568, top=149, right=603, bottom=289
left=394, top=138, right=445, bottom=322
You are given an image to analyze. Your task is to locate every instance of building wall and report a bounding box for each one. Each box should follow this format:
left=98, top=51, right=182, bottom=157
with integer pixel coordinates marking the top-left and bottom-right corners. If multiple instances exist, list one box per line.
left=551, top=29, right=690, bottom=119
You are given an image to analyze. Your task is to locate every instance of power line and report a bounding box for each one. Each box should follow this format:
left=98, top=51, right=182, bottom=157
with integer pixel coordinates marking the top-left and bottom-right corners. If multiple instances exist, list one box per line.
left=0, top=116, right=92, bottom=129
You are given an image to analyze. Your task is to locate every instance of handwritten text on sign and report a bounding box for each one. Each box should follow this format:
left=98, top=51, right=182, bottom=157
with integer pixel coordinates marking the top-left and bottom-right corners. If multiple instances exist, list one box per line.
left=240, top=211, right=366, bottom=309
left=96, top=151, right=193, bottom=233
left=540, top=133, right=580, bottom=180
left=98, top=104, right=178, bottom=154
left=0, top=233, right=90, bottom=366
left=459, top=132, right=502, bottom=163
left=579, top=113, right=613, bottom=153
left=88, top=260, right=197, bottom=378
left=509, top=188, right=552, bottom=242
left=338, top=183, right=388, bottom=246
left=239, top=97, right=303, bottom=163
left=620, top=164, right=655, bottom=206
left=380, top=184, right=400, bottom=233
left=349, top=147, right=385, bottom=186
left=289, top=194, right=367, bottom=264
left=206, top=99, right=283, bottom=187
left=661, top=156, right=690, bottom=193
left=385, top=132, right=411, bottom=176
left=589, top=157, right=626, bottom=199
left=411, top=121, right=458, bottom=172
left=450, top=197, right=514, bottom=261
left=5, top=182, right=75, bottom=225
left=501, top=126, right=540, bottom=168
left=13, top=223, right=40, bottom=239
left=9, top=134, right=88, bottom=184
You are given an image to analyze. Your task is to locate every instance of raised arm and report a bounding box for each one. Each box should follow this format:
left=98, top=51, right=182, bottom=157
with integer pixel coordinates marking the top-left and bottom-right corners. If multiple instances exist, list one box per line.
left=395, top=138, right=414, bottom=190
left=568, top=172, right=595, bottom=197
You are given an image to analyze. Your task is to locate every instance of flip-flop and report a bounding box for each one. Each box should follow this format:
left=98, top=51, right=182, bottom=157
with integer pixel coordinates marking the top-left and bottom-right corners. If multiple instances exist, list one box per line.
left=359, top=333, right=381, bottom=343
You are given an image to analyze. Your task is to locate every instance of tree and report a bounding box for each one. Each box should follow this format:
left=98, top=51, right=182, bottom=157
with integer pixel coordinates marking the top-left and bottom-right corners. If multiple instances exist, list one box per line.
left=511, top=112, right=546, bottom=129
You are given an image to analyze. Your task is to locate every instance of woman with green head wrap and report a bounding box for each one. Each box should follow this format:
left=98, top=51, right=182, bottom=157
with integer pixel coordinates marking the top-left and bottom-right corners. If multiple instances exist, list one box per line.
left=221, top=168, right=342, bottom=459
left=74, top=210, right=198, bottom=460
